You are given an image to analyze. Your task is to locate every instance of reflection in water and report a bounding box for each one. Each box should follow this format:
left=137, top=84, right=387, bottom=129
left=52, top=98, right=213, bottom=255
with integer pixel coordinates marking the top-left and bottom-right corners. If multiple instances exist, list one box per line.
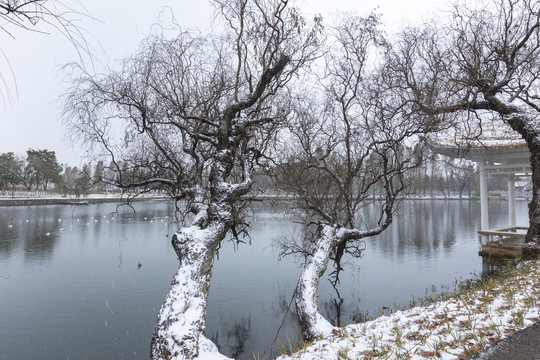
left=228, top=316, right=251, bottom=358
left=0, top=206, right=64, bottom=262
left=321, top=281, right=344, bottom=327
left=268, top=286, right=300, bottom=351
left=210, top=316, right=252, bottom=358
left=0, top=199, right=530, bottom=360
left=22, top=218, right=60, bottom=262
left=365, top=200, right=477, bottom=259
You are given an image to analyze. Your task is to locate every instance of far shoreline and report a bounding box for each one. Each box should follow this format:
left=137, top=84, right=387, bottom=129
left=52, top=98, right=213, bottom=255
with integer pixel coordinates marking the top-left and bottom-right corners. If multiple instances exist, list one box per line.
left=0, top=195, right=168, bottom=207
left=0, top=192, right=530, bottom=207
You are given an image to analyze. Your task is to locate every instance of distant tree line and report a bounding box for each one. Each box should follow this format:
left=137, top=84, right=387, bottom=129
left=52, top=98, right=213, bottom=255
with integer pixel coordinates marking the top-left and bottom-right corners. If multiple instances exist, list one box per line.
left=0, top=147, right=498, bottom=200
left=408, top=149, right=479, bottom=198
left=0, top=149, right=116, bottom=196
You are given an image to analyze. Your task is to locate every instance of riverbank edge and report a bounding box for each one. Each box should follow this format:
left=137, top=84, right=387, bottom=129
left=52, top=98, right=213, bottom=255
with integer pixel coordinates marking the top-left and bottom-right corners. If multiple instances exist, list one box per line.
left=275, top=259, right=540, bottom=360
left=0, top=196, right=168, bottom=207
left=0, top=193, right=489, bottom=207
left=0, top=192, right=530, bottom=207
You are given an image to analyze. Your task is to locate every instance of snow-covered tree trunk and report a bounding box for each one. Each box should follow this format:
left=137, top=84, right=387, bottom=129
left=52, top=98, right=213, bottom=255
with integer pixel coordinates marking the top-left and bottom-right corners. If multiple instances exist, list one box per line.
left=150, top=223, right=232, bottom=360
left=295, top=225, right=338, bottom=341
left=62, top=1, right=317, bottom=357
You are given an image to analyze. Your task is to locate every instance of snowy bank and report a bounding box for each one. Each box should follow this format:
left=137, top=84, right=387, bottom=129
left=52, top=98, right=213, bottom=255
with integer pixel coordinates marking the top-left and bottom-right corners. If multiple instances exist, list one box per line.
left=277, top=261, right=540, bottom=360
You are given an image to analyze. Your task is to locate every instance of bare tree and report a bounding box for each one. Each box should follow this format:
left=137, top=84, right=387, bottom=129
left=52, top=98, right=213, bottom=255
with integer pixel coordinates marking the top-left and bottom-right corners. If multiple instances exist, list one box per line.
left=63, top=1, right=320, bottom=359
left=442, top=157, right=477, bottom=198
left=274, top=14, right=436, bottom=342
left=0, top=0, right=92, bottom=105
left=390, top=0, right=540, bottom=257
left=1, top=0, right=86, bottom=36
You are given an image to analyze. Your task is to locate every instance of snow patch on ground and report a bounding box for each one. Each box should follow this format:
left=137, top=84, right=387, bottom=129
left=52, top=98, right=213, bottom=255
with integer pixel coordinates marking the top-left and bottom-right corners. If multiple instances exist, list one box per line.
left=278, top=261, right=540, bottom=360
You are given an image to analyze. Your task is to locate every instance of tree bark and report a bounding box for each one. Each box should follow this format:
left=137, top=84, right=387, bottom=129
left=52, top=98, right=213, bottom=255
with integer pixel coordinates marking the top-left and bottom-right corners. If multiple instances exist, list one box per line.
left=295, top=225, right=337, bottom=342
left=150, top=223, right=232, bottom=360
left=504, top=114, right=540, bottom=258
left=523, top=148, right=540, bottom=259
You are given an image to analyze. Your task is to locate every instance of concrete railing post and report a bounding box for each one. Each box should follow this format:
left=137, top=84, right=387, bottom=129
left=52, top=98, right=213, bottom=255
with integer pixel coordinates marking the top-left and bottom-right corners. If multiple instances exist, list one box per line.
left=508, top=175, right=516, bottom=227
left=479, top=161, right=489, bottom=245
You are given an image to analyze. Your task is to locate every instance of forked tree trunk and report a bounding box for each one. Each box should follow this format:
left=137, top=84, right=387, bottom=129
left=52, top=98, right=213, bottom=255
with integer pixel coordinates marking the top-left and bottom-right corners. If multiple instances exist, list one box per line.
left=295, top=225, right=337, bottom=342
left=151, top=223, right=232, bottom=360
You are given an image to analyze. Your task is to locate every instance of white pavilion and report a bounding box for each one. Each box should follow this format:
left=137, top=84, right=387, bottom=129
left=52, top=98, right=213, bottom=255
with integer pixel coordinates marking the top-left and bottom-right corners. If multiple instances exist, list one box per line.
left=427, top=114, right=531, bottom=254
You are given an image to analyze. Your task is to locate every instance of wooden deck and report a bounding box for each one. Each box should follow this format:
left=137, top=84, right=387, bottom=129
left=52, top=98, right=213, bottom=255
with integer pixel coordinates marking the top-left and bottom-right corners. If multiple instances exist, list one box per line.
left=478, top=226, right=527, bottom=258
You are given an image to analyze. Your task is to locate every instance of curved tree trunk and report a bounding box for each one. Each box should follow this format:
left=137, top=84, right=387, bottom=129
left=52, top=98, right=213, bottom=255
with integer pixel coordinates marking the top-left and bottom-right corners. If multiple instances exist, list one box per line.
left=295, top=225, right=337, bottom=342
left=151, top=223, right=232, bottom=360
left=505, top=114, right=540, bottom=259
left=523, top=148, right=540, bottom=259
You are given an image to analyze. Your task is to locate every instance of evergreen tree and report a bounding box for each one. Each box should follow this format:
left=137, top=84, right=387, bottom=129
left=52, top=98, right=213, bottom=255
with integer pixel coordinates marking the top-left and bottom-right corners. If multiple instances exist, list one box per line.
left=0, top=152, right=23, bottom=191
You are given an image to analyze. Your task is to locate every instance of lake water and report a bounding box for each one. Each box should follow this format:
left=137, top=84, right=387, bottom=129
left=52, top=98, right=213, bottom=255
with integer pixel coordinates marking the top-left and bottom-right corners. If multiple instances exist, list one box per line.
left=0, top=199, right=529, bottom=359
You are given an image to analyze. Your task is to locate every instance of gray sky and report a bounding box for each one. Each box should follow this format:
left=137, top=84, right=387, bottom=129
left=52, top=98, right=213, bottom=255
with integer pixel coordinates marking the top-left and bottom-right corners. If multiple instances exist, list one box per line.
left=0, top=0, right=450, bottom=166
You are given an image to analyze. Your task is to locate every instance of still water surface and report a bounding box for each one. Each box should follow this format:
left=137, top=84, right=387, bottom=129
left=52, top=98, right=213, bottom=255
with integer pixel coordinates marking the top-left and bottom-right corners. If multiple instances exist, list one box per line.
left=0, top=199, right=529, bottom=359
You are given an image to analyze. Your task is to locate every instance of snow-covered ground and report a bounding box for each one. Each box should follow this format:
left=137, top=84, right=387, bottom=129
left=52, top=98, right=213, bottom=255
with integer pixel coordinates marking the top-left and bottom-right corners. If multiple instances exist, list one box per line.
left=277, top=261, right=540, bottom=360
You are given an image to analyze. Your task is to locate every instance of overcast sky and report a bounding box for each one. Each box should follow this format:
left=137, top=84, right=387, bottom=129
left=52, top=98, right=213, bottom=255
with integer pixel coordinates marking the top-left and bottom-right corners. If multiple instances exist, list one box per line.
left=0, top=0, right=451, bottom=166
